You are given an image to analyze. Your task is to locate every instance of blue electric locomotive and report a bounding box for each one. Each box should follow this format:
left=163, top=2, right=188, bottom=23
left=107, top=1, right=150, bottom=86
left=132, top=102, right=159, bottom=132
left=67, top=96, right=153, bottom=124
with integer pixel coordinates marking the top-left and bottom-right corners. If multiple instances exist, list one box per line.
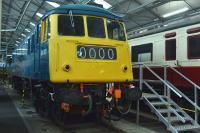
left=11, top=4, right=140, bottom=123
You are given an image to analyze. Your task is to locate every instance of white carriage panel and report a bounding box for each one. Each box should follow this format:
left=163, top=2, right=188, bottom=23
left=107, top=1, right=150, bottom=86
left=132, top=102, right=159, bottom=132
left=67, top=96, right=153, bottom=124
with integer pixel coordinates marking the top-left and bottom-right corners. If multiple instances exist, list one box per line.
left=153, top=40, right=165, bottom=63
left=177, top=35, right=187, bottom=63
left=180, top=23, right=200, bottom=66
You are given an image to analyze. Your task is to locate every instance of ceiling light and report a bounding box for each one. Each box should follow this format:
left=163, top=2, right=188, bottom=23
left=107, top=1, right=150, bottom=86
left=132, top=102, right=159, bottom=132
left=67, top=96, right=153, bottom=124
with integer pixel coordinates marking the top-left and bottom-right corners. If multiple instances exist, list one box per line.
left=46, top=1, right=60, bottom=8
left=15, top=44, right=18, bottom=46
left=163, top=7, right=189, bottom=18
left=36, top=12, right=43, bottom=18
left=16, top=48, right=28, bottom=51
left=16, top=41, right=20, bottom=43
left=21, top=34, right=26, bottom=37
left=94, top=0, right=112, bottom=9
left=139, top=29, right=148, bottom=34
left=25, top=29, right=31, bottom=32
left=7, top=55, right=12, bottom=57
left=30, top=22, right=35, bottom=26
left=18, top=38, right=22, bottom=40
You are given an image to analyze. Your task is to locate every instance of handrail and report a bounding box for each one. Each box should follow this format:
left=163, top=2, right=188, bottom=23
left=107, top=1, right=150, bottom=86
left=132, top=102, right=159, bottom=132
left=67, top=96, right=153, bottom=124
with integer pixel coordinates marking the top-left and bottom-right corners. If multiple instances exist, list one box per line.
left=133, top=63, right=200, bottom=91
left=168, top=66, right=200, bottom=91
left=142, top=64, right=182, bottom=98
left=143, top=81, right=186, bottom=123
left=133, top=63, right=200, bottom=114
left=167, top=81, right=200, bottom=111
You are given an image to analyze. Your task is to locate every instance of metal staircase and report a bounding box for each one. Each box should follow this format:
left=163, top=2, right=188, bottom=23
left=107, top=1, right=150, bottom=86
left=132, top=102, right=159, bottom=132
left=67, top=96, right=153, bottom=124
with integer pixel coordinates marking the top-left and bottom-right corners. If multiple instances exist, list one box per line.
left=133, top=63, right=200, bottom=133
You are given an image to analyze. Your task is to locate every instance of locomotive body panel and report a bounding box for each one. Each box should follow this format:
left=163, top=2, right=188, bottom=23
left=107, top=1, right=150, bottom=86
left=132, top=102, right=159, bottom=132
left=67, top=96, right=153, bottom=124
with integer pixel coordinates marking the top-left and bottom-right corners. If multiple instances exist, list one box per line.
left=10, top=4, right=140, bottom=122
left=49, top=15, right=133, bottom=83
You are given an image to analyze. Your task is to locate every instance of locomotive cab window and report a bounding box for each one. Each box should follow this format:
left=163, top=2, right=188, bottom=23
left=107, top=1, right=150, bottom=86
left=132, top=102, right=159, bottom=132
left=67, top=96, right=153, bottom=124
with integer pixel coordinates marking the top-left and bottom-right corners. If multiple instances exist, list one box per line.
left=41, top=17, right=50, bottom=43
left=58, top=15, right=84, bottom=36
left=107, top=20, right=126, bottom=41
left=188, top=35, right=200, bottom=59
left=165, top=39, right=176, bottom=60
left=87, top=17, right=105, bottom=38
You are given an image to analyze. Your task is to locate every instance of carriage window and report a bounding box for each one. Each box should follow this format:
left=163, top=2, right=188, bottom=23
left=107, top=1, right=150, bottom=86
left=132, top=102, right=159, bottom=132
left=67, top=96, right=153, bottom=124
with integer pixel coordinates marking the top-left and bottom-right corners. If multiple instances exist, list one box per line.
left=107, top=20, right=126, bottom=41
left=166, top=39, right=176, bottom=60
left=87, top=17, right=105, bottom=38
left=188, top=35, right=200, bottom=59
left=131, top=43, right=153, bottom=62
left=58, top=16, right=84, bottom=36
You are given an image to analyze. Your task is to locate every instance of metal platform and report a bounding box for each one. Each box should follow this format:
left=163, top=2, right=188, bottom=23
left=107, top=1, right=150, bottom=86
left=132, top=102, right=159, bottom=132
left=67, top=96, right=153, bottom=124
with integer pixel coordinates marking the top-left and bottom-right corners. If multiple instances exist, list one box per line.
left=133, top=64, right=200, bottom=133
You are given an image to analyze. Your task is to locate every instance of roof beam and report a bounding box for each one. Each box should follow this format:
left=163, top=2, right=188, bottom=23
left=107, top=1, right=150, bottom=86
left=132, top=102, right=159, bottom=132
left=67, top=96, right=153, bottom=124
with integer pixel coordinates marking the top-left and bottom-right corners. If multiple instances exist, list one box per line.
left=127, top=6, right=200, bottom=34
left=133, top=0, right=163, bottom=21
left=123, top=0, right=170, bottom=18
left=8, top=1, right=46, bottom=50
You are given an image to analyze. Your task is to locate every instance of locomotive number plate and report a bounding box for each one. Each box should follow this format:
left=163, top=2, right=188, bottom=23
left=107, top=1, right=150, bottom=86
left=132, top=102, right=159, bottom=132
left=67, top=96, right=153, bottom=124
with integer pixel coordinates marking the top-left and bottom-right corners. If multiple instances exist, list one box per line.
left=77, top=45, right=117, bottom=60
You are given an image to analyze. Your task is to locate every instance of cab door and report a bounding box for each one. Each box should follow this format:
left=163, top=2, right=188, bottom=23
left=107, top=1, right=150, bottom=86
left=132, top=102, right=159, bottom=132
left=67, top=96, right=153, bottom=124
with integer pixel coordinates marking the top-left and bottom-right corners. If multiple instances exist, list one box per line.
left=39, top=17, right=50, bottom=80
left=34, top=23, right=41, bottom=79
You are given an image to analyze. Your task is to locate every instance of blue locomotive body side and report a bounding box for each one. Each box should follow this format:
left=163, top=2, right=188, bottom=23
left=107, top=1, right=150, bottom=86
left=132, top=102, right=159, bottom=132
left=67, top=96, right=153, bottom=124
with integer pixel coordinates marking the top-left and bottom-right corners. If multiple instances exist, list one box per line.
left=11, top=38, right=49, bottom=81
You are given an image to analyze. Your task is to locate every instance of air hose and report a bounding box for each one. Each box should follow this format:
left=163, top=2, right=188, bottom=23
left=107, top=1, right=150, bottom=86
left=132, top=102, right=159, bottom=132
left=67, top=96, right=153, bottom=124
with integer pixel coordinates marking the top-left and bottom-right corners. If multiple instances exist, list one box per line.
left=116, top=100, right=132, bottom=115
left=82, top=95, right=93, bottom=115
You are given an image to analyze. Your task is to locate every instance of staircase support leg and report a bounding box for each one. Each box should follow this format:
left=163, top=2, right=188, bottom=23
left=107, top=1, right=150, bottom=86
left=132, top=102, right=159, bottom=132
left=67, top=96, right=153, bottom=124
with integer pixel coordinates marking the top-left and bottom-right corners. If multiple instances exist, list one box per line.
left=137, top=65, right=143, bottom=125
left=136, top=100, right=140, bottom=125
left=167, top=86, right=171, bottom=128
left=195, top=86, right=199, bottom=123
left=164, top=66, right=167, bottom=96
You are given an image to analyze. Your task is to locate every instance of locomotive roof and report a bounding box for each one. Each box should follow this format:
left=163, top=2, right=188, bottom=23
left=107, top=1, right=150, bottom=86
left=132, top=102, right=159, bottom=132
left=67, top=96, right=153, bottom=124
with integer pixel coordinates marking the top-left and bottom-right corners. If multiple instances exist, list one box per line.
left=42, top=4, right=121, bottom=21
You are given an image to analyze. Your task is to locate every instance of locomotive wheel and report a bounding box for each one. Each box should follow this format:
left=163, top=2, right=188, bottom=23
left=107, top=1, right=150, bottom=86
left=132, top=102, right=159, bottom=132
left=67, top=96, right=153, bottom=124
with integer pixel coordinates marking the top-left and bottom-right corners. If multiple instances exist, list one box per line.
left=35, top=87, right=51, bottom=117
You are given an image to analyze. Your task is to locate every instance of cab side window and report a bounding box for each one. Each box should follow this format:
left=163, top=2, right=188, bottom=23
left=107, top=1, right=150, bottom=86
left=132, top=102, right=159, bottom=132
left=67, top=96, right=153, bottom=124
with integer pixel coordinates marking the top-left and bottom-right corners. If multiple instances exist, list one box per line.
left=41, top=17, right=50, bottom=43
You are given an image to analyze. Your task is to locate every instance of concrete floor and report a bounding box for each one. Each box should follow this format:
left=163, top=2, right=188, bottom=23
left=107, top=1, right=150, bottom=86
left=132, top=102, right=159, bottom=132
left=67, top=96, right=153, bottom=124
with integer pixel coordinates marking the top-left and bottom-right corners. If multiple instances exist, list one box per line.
left=0, top=87, right=29, bottom=133
left=1, top=84, right=199, bottom=133
left=4, top=86, right=117, bottom=133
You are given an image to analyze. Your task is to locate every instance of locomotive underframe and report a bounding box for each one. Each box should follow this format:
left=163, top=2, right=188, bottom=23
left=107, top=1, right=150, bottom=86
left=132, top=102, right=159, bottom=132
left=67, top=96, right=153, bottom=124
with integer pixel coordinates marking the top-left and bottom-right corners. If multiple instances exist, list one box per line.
left=12, top=76, right=141, bottom=124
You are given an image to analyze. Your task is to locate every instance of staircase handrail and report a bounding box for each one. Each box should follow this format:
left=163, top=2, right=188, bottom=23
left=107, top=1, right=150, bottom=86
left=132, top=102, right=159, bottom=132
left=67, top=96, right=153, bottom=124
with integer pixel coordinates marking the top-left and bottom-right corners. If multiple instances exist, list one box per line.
left=167, top=66, right=200, bottom=91
left=142, top=64, right=182, bottom=98
left=143, top=81, right=186, bottom=123
left=166, top=81, right=200, bottom=111
left=133, top=63, right=200, bottom=117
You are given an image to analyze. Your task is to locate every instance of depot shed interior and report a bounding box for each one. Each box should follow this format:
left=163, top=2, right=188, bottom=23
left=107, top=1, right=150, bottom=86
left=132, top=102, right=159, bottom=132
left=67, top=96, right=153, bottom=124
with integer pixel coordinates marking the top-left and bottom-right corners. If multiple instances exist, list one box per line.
left=1, top=0, right=200, bottom=133
left=1, top=0, right=200, bottom=57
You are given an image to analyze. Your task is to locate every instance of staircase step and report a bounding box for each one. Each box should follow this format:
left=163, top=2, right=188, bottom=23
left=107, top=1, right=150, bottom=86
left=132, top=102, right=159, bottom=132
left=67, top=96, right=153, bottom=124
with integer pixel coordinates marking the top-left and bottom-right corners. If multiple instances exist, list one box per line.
left=175, top=124, right=200, bottom=131
left=157, top=109, right=179, bottom=113
left=151, top=102, right=169, bottom=106
left=165, top=116, right=191, bottom=123
left=144, top=95, right=167, bottom=100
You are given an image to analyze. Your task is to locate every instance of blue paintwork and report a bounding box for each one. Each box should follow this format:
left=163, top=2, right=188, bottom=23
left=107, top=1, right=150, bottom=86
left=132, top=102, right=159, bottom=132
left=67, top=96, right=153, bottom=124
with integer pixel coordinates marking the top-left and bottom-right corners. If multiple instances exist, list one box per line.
left=11, top=29, right=49, bottom=81
left=42, top=4, right=121, bottom=21
left=11, top=4, right=121, bottom=81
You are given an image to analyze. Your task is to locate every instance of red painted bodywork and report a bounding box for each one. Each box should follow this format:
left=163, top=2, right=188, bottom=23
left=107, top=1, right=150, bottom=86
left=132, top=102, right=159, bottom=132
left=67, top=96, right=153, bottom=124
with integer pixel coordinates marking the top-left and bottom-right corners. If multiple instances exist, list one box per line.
left=133, top=66, right=200, bottom=88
